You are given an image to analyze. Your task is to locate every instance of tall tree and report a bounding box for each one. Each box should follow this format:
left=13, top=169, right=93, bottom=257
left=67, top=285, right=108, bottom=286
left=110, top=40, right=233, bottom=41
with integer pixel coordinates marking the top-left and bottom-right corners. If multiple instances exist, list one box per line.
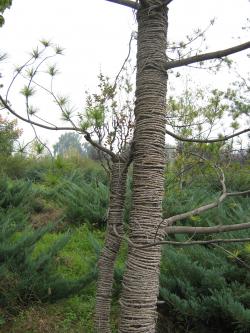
left=0, top=115, right=21, bottom=155
left=105, top=1, right=250, bottom=332
left=53, top=132, right=84, bottom=157
left=118, top=1, right=168, bottom=331
left=0, top=1, right=250, bottom=332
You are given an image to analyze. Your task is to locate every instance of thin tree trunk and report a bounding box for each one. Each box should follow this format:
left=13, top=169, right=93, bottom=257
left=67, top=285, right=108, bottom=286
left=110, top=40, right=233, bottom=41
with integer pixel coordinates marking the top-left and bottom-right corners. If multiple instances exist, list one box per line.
left=95, top=159, right=128, bottom=333
left=119, top=1, right=168, bottom=332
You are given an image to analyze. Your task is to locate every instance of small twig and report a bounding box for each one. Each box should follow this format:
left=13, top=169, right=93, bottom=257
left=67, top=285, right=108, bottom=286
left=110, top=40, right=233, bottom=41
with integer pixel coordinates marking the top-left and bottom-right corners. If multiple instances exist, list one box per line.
left=113, top=32, right=135, bottom=90
left=213, top=244, right=250, bottom=270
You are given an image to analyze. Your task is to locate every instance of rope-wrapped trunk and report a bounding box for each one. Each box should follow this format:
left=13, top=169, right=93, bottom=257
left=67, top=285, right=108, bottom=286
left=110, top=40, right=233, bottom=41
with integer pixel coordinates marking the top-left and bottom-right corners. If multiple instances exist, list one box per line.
left=95, top=159, right=128, bottom=333
left=119, top=1, right=168, bottom=332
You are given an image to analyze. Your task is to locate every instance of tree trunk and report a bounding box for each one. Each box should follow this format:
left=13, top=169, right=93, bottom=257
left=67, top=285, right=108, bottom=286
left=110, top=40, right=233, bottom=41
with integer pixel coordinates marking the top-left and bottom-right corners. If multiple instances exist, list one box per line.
left=118, top=1, right=168, bottom=332
left=95, top=158, right=128, bottom=333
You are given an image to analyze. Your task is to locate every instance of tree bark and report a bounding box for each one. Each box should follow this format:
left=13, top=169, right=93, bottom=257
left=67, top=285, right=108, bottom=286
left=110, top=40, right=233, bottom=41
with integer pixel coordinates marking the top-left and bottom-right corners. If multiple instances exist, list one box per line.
left=118, top=1, right=168, bottom=332
left=95, top=159, right=128, bottom=333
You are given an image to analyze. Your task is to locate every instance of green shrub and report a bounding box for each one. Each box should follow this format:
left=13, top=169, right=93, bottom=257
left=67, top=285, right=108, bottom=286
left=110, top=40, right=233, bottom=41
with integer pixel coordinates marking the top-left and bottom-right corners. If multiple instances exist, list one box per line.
left=158, top=197, right=250, bottom=333
left=0, top=176, right=97, bottom=317
left=49, top=172, right=109, bottom=227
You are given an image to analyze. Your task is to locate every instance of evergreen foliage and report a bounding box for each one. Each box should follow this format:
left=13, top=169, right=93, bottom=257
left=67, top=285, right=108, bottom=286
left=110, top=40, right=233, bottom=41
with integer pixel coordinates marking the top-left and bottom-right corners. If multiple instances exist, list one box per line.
left=0, top=116, right=21, bottom=156
left=0, top=176, right=97, bottom=315
left=158, top=195, right=250, bottom=333
left=0, top=0, right=12, bottom=27
left=49, top=170, right=109, bottom=226
left=0, top=151, right=249, bottom=332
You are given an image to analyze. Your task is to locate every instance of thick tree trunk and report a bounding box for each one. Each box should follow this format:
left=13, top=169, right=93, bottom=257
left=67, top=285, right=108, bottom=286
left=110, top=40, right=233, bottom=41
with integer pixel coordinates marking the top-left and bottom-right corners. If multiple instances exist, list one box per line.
left=95, top=159, right=128, bottom=333
left=118, top=1, right=168, bottom=332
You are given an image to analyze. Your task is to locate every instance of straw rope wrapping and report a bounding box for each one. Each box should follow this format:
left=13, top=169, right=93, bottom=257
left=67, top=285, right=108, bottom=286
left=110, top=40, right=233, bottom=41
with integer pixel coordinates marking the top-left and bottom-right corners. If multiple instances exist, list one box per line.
left=119, top=1, right=168, bottom=332
left=95, top=157, right=129, bottom=333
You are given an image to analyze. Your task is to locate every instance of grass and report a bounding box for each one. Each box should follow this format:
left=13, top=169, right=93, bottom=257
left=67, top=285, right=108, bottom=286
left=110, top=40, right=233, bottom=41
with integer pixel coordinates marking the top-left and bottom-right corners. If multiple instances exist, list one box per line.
left=4, top=297, right=95, bottom=333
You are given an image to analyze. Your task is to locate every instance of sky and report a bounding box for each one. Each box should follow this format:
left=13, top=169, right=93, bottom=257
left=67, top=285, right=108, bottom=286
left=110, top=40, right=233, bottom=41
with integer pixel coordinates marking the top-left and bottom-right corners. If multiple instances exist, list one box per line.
left=0, top=0, right=249, bottom=150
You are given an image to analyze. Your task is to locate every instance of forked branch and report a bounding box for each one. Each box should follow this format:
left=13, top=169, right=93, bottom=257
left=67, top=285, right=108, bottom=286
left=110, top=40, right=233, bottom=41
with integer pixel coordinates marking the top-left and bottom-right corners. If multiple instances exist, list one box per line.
left=163, top=190, right=250, bottom=228
left=112, top=148, right=250, bottom=248
left=112, top=224, right=250, bottom=248
left=143, top=237, right=250, bottom=247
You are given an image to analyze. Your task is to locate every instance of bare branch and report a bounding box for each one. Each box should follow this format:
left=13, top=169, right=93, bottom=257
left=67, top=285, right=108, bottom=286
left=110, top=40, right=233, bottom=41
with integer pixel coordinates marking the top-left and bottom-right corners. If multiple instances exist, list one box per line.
left=105, top=0, right=173, bottom=10
left=165, top=193, right=227, bottom=224
left=104, top=0, right=139, bottom=10
left=142, top=238, right=250, bottom=247
left=0, top=95, right=116, bottom=159
left=83, top=133, right=117, bottom=159
left=165, top=221, right=250, bottom=235
left=163, top=189, right=250, bottom=228
left=112, top=224, right=250, bottom=249
left=166, top=41, right=250, bottom=70
left=165, top=127, right=250, bottom=143
left=153, top=151, right=250, bottom=240
left=153, top=188, right=250, bottom=242
left=113, top=32, right=134, bottom=89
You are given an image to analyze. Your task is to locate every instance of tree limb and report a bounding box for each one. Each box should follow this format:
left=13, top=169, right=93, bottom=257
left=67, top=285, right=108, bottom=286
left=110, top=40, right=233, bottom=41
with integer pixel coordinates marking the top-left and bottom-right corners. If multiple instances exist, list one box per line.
left=112, top=225, right=250, bottom=249
left=166, top=41, right=250, bottom=70
left=0, top=95, right=116, bottom=159
left=165, top=221, right=250, bottom=235
left=165, top=127, right=250, bottom=143
left=104, top=0, right=139, bottom=10
left=142, top=237, right=250, bottom=247
left=153, top=154, right=249, bottom=239
left=104, top=0, right=173, bottom=10
left=163, top=189, right=250, bottom=228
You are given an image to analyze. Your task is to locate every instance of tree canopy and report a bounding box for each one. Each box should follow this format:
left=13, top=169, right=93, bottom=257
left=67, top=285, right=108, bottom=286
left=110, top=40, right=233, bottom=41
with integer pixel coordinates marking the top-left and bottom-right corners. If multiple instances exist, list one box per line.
left=0, top=115, right=21, bottom=155
left=0, top=0, right=12, bottom=27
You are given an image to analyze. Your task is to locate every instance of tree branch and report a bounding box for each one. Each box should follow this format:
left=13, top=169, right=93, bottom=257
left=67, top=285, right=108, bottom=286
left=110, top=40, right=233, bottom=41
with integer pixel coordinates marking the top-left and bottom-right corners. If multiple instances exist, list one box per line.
left=153, top=153, right=249, bottom=240
left=163, top=189, right=250, bottom=228
left=165, top=221, right=250, bottom=235
left=0, top=95, right=116, bottom=159
left=104, top=0, right=139, bottom=10
left=112, top=224, right=250, bottom=249
left=142, top=237, right=250, bottom=247
left=165, top=127, right=250, bottom=143
left=105, top=0, right=173, bottom=10
left=166, top=41, right=250, bottom=70
left=83, top=133, right=117, bottom=159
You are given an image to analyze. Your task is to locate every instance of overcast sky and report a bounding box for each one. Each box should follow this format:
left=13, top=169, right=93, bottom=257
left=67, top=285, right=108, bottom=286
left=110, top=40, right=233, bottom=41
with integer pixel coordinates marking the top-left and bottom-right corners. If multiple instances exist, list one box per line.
left=0, top=0, right=249, bottom=149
